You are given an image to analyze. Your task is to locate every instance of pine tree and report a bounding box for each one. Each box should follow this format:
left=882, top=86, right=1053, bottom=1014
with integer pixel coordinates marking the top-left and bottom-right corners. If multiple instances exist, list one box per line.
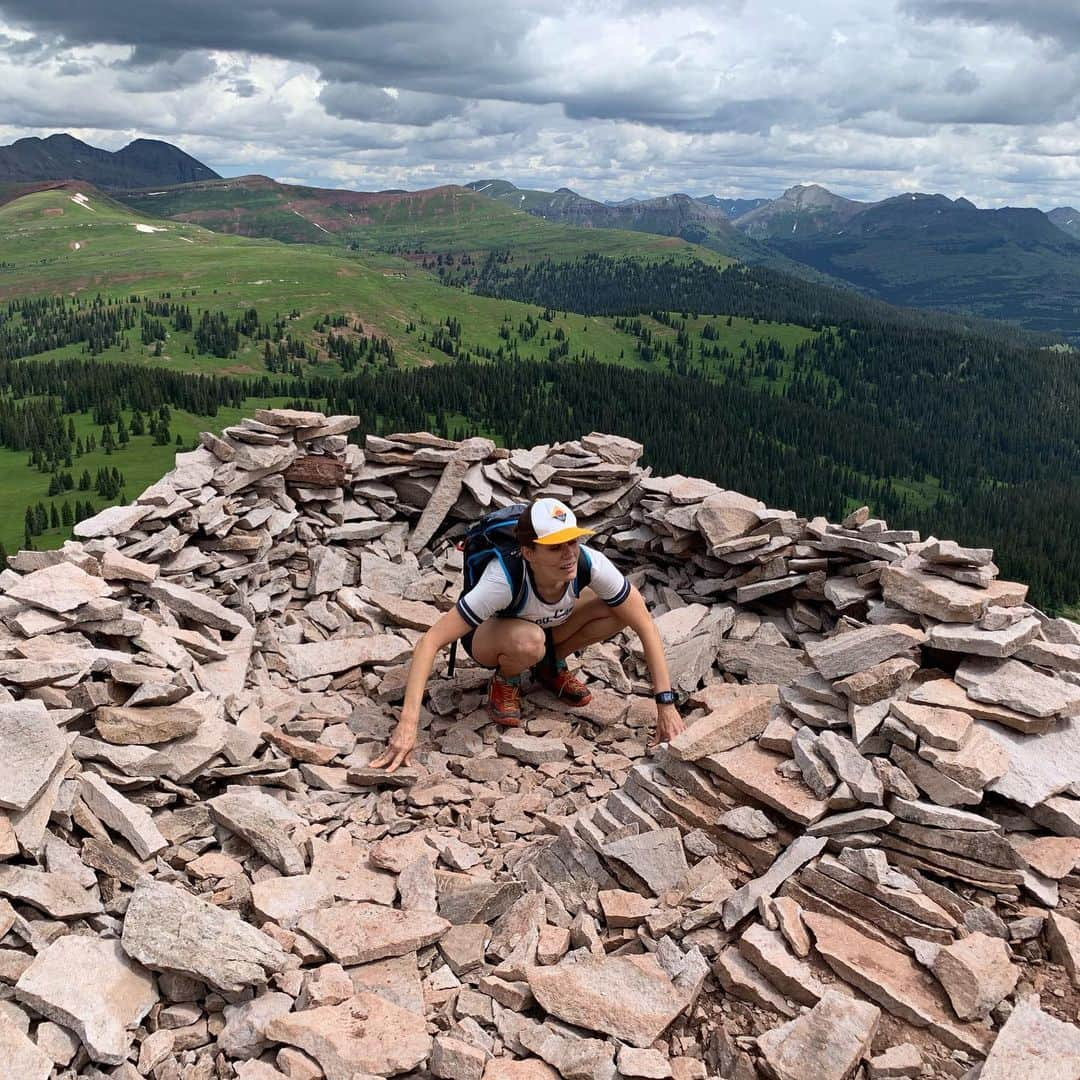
left=61, top=501, right=73, bottom=527
left=49, top=504, right=59, bottom=530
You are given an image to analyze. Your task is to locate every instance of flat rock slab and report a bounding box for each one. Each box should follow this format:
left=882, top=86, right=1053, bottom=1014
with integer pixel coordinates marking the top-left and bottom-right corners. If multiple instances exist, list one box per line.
left=15, top=936, right=157, bottom=1065
left=602, top=828, right=688, bottom=895
left=835, top=658, right=918, bottom=706
left=756, top=990, right=879, bottom=1080
left=890, top=701, right=972, bottom=751
left=79, top=772, right=168, bottom=859
left=668, top=693, right=773, bottom=760
left=100, top=548, right=158, bottom=583
left=527, top=954, right=690, bottom=1048
left=887, top=797, right=999, bottom=832
left=907, top=678, right=1051, bottom=734
left=5, top=560, right=112, bottom=613
left=0, top=1014, right=52, bottom=1080
left=73, top=503, right=152, bottom=538
left=281, top=635, right=410, bottom=679
left=1045, top=912, right=1080, bottom=986
left=916, top=726, right=1010, bottom=791
left=955, top=657, right=1080, bottom=720
left=121, top=879, right=289, bottom=993
left=138, top=713, right=229, bottom=783
left=496, top=731, right=567, bottom=765
left=219, top=992, right=293, bottom=1059
left=931, top=932, right=1019, bottom=1019
left=265, top=992, right=431, bottom=1079
left=133, top=578, right=250, bottom=636
left=0, top=865, right=102, bottom=918
left=95, top=703, right=205, bottom=745
left=0, top=700, right=67, bottom=810
left=880, top=567, right=989, bottom=622
left=701, top=741, right=829, bottom=826
left=1010, top=836, right=1080, bottom=879
left=297, top=902, right=449, bottom=964
left=738, top=923, right=837, bottom=1006
left=978, top=716, right=1080, bottom=808
left=927, top=617, right=1041, bottom=658
left=978, top=1000, right=1080, bottom=1080
left=817, top=731, right=884, bottom=805
left=723, top=834, right=827, bottom=929
left=482, top=1061, right=560, bottom=1079
left=803, top=911, right=992, bottom=1055
left=251, top=874, right=336, bottom=928
left=805, top=624, right=924, bottom=680
left=208, top=791, right=305, bottom=875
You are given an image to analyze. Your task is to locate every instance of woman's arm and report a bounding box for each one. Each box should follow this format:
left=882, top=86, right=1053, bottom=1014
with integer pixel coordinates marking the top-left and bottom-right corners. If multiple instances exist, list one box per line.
left=618, top=586, right=686, bottom=746
left=370, top=607, right=472, bottom=773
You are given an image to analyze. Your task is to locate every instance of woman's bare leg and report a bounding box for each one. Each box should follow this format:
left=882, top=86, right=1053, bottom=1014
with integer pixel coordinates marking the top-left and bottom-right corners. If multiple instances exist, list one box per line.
left=468, top=617, right=547, bottom=676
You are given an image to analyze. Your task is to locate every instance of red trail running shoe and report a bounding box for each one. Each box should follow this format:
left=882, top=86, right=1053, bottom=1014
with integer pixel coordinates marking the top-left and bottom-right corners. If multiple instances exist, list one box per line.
left=532, top=658, right=592, bottom=706
left=486, top=672, right=523, bottom=726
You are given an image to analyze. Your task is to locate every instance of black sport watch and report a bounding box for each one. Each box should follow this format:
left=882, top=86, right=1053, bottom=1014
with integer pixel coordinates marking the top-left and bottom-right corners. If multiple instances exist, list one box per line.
left=654, top=690, right=677, bottom=706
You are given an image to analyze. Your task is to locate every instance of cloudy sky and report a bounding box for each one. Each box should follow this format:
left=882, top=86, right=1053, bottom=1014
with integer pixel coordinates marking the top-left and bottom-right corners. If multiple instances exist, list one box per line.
left=0, top=1, right=1078, bottom=208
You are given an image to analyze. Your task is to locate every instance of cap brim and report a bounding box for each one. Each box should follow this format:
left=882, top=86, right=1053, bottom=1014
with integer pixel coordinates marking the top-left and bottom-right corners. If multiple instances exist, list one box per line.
left=534, top=526, right=594, bottom=545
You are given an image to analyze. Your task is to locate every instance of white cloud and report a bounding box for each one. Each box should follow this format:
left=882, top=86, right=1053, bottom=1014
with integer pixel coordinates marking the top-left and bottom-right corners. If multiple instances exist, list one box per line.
left=0, top=1, right=1077, bottom=207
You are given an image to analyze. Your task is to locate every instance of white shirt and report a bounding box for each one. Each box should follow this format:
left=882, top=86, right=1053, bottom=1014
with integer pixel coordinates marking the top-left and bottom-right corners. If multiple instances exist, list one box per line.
left=456, top=545, right=631, bottom=629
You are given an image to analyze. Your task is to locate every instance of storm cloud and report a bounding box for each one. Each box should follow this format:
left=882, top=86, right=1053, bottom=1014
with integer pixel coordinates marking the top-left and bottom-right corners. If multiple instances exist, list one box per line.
left=0, top=1, right=1077, bottom=207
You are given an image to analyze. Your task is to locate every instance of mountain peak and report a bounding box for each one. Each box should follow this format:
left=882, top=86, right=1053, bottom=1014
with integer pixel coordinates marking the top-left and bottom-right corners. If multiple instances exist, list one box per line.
left=778, top=183, right=855, bottom=207
left=0, top=132, right=219, bottom=189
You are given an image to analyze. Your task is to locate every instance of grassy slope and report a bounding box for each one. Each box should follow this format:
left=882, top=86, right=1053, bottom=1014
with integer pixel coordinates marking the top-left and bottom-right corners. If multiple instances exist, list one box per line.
left=0, top=187, right=744, bottom=377
left=118, top=177, right=730, bottom=265
left=7, top=399, right=290, bottom=556
left=0, top=185, right=820, bottom=549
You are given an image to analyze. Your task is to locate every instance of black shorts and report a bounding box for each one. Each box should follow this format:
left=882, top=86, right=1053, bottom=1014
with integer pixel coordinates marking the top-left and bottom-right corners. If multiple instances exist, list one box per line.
left=460, top=622, right=556, bottom=669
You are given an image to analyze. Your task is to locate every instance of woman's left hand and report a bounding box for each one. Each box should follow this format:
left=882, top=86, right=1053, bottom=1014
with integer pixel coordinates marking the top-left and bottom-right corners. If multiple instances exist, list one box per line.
left=651, top=701, right=685, bottom=747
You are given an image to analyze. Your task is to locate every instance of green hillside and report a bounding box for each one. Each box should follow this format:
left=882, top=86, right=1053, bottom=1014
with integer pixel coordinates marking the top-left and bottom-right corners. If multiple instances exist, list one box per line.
left=118, top=176, right=719, bottom=264
left=0, top=185, right=748, bottom=379
left=0, top=183, right=1078, bottom=612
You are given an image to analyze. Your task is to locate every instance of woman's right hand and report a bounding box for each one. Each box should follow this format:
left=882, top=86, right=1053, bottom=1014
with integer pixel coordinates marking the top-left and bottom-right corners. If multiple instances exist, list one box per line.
left=370, top=710, right=418, bottom=774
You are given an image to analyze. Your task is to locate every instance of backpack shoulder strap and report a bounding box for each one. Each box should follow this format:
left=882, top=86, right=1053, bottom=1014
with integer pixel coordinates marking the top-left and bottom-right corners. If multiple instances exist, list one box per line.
left=502, top=554, right=528, bottom=616
left=573, top=548, right=593, bottom=596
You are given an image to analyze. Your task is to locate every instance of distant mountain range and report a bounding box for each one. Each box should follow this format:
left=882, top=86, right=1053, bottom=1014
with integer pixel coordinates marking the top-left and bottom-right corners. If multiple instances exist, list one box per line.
left=1048, top=206, right=1080, bottom=241
left=466, top=178, right=1080, bottom=337
left=0, top=133, right=219, bottom=190
left=461, top=179, right=814, bottom=273
left=698, top=194, right=770, bottom=218
left=19, top=132, right=1080, bottom=337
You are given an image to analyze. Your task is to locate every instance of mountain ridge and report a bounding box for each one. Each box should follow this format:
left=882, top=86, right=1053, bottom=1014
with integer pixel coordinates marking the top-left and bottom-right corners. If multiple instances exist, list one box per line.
left=0, top=132, right=219, bottom=190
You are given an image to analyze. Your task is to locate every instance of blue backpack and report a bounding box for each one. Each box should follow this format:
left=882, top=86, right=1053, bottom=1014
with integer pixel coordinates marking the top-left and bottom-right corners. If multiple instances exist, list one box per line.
left=447, top=502, right=592, bottom=675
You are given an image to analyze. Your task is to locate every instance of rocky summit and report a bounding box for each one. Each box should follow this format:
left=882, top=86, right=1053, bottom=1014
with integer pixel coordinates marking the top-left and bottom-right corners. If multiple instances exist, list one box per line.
left=0, top=409, right=1077, bottom=1080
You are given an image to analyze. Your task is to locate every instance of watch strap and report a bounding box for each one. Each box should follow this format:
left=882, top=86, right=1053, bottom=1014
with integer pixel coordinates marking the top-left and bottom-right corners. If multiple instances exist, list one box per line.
left=654, top=690, right=677, bottom=705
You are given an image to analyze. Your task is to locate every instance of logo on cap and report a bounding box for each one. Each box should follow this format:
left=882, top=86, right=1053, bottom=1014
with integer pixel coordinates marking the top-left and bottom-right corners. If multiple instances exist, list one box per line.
left=552, top=506, right=567, bottom=522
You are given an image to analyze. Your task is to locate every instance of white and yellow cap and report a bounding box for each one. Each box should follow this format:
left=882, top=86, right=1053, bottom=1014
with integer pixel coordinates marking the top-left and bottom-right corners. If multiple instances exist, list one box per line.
left=531, top=497, right=595, bottom=545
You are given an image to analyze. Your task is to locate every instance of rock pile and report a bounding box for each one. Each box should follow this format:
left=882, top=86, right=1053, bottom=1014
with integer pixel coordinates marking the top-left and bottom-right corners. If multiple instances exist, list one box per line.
left=0, top=409, right=1077, bottom=1080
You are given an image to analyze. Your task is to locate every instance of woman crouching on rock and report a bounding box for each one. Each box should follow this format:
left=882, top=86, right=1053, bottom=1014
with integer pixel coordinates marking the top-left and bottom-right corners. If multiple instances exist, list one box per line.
left=371, top=496, right=685, bottom=773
